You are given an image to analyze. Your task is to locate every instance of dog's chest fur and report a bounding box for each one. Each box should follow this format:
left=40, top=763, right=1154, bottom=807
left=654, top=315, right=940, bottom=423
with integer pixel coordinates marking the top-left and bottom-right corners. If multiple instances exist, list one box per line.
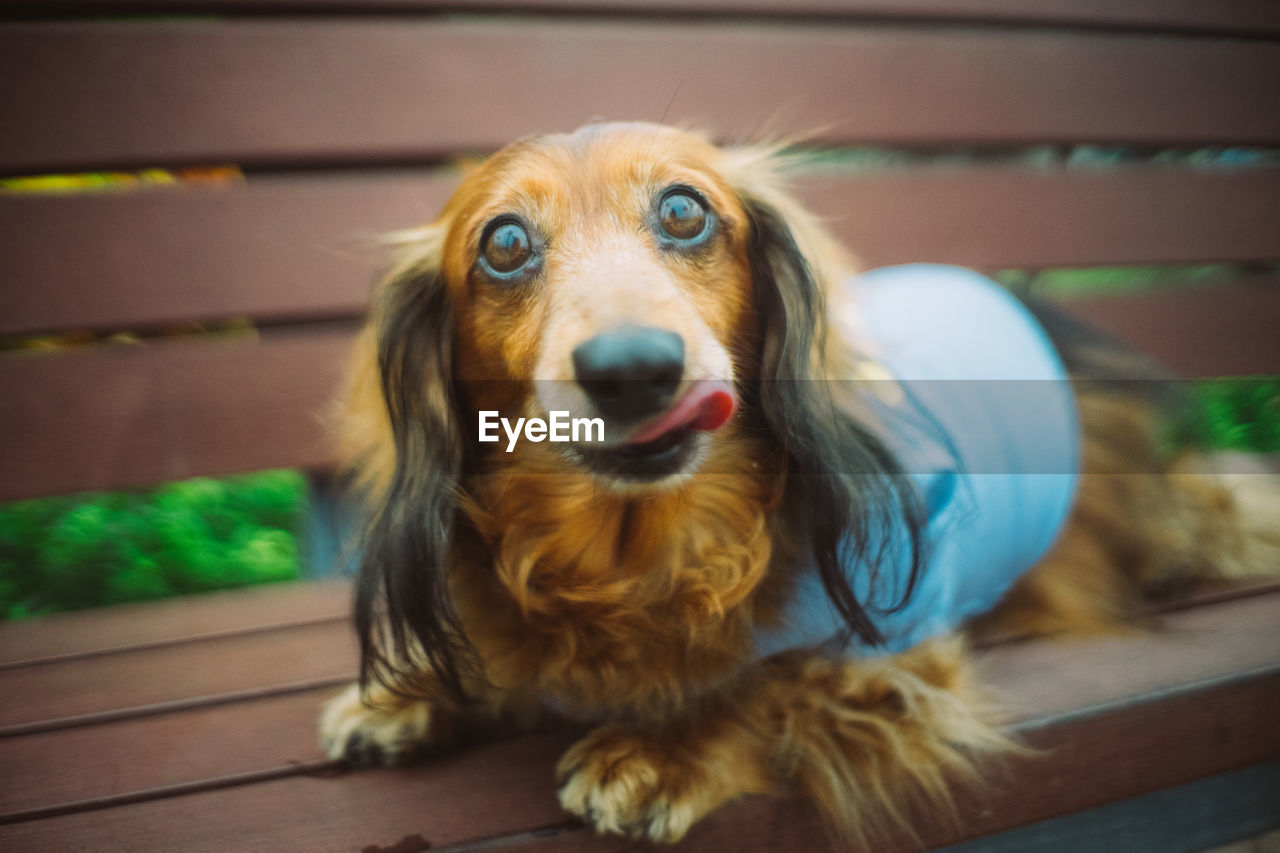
left=449, top=438, right=789, bottom=716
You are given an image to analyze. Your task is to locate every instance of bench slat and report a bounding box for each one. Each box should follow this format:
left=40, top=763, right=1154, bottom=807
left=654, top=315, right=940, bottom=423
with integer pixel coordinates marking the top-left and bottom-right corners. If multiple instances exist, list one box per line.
left=0, top=731, right=580, bottom=852
left=1, top=588, right=1275, bottom=851
left=0, top=325, right=354, bottom=502
left=14, top=0, right=1280, bottom=37
left=803, top=167, right=1280, bottom=276
left=0, top=173, right=436, bottom=336
left=0, top=581, right=349, bottom=668
left=1056, top=278, right=1280, bottom=379
left=0, top=689, right=335, bottom=819
left=0, top=620, right=353, bottom=732
left=4, top=168, right=1279, bottom=336
left=3, top=580, right=1274, bottom=823
left=2, top=20, right=1278, bottom=173
left=485, top=675, right=1280, bottom=852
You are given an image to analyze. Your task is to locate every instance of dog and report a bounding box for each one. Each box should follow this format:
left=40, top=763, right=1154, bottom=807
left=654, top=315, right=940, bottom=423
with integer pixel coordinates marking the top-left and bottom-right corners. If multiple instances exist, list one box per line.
left=319, top=121, right=1276, bottom=843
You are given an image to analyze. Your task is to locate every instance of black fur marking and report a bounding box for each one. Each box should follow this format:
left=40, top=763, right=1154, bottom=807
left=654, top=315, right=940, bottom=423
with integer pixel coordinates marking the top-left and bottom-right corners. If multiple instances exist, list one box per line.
left=741, top=199, right=926, bottom=646
left=354, top=251, right=478, bottom=704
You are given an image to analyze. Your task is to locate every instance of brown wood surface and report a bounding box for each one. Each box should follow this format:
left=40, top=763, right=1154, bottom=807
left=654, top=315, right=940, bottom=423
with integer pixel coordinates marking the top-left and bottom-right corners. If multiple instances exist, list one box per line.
left=12, top=0, right=1280, bottom=38
left=3, top=20, right=1279, bottom=173
left=484, top=674, right=1280, bottom=853
left=0, top=580, right=349, bottom=667
left=1, top=732, right=581, bottom=851
left=0, top=620, right=354, bottom=732
left=804, top=167, right=1280, bottom=275
left=0, top=585, right=1275, bottom=850
left=0, top=324, right=355, bottom=502
left=0, top=688, right=337, bottom=818
left=1056, top=278, right=1280, bottom=379
left=0, top=172, right=442, bottom=336
left=5, top=167, right=1280, bottom=336
left=5, top=579, right=1273, bottom=824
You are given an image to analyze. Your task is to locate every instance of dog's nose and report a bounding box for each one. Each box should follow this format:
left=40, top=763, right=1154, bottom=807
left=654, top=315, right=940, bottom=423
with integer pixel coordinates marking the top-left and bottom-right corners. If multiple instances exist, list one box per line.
left=572, top=327, right=684, bottom=420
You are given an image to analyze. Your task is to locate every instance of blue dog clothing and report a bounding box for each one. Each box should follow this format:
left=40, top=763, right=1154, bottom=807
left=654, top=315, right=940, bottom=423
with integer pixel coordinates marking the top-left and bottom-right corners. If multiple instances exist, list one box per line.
left=755, top=265, right=1080, bottom=656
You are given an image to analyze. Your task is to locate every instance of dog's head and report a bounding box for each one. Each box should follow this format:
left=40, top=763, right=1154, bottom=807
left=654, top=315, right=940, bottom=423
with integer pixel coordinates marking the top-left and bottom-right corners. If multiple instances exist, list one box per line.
left=416, top=122, right=845, bottom=485
left=348, top=123, right=922, bottom=699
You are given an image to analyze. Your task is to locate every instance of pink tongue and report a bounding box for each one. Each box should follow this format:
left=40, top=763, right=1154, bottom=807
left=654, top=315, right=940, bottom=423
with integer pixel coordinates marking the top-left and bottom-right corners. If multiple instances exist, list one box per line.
left=624, top=380, right=737, bottom=445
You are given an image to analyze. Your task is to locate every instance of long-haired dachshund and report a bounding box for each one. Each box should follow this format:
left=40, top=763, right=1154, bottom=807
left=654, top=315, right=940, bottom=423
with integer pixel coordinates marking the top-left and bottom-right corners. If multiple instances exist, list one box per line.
left=319, top=122, right=1277, bottom=843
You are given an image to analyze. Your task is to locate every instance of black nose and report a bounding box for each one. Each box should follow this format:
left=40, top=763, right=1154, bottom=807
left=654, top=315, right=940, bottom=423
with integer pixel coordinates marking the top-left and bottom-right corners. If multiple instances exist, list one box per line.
left=572, top=327, right=685, bottom=420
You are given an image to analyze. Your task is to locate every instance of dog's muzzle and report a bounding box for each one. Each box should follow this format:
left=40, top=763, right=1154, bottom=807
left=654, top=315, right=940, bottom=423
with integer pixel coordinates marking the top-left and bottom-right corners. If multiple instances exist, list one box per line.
left=570, top=326, right=736, bottom=482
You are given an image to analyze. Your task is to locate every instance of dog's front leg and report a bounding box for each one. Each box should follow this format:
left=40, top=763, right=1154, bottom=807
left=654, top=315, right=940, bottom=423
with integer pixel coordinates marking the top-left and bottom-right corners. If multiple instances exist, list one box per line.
left=320, top=676, right=507, bottom=766
left=556, top=707, right=773, bottom=844
left=557, top=637, right=1007, bottom=843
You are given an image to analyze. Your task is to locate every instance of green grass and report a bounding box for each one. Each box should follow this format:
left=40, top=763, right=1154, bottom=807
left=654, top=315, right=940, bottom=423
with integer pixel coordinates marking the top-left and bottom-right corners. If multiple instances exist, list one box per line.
left=0, top=470, right=304, bottom=620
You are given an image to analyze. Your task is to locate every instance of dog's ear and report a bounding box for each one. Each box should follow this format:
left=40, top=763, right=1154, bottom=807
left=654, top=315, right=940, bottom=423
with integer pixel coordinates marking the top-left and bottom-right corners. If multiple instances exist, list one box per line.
left=349, top=225, right=475, bottom=702
left=730, top=158, right=925, bottom=647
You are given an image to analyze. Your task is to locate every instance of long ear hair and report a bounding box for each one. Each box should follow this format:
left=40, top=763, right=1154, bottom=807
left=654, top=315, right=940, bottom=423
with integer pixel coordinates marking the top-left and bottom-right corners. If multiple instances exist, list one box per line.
left=729, top=151, right=926, bottom=647
left=349, top=225, right=476, bottom=702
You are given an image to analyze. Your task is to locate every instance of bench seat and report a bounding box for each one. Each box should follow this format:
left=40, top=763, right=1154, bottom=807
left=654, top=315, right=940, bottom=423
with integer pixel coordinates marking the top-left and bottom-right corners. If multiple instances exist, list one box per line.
left=1, top=579, right=1276, bottom=851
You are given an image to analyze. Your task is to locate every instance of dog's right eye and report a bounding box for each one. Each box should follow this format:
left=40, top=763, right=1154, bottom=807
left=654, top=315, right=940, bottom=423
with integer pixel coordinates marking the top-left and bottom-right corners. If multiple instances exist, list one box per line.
left=658, top=190, right=709, bottom=243
left=479, top=219, right=534, bottom=277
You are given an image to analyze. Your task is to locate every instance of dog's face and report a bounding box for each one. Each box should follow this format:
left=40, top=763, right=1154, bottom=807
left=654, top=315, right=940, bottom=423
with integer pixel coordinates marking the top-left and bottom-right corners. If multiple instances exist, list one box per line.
left=435, top=123, right=761, bottom=485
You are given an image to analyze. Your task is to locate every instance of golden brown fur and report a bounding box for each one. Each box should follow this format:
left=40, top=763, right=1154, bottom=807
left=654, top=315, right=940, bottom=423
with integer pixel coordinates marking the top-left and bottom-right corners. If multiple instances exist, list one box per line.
left=320, top=122, right=1276, bottom=843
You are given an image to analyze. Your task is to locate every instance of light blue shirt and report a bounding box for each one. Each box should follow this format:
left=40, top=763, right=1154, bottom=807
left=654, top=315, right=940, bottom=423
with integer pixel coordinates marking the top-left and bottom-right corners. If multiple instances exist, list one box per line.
left=756, top=265, right=1080, bottom=656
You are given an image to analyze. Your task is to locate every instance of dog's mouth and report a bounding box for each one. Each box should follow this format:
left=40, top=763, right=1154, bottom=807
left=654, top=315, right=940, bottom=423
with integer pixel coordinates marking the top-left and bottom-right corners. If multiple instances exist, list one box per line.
left=576, top=380, right=737, bottom=482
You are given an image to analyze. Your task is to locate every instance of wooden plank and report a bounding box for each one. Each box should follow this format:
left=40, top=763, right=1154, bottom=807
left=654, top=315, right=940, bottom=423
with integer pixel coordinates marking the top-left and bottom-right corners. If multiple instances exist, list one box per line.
left=925, top=762, right=1280, bottom=853
left=1056, top=279, right=1280, bottom=379
left=0, top=173, right=441, bottom=335
left=0, top=590, right=1275, bottom=850
left=4, top=167, right=1280, bottom=336
left=3, top=579, right=1272, bottom=823
left=803, top=167, right=1280, bottom=274
left=0, top=618, right=355, bottom=731
left=493, top=676, right=1280, bottom=852
left=0, top=324, right=355, bottom=502
left=0, top=731, right=580, bottom=852
left=980, top=590, right=1280, bottom=723
left=0, top=580, right=350, bottom=668
left=0, top=688, right=336, bottom=819
left=2, top=20, right=1278, bottom=173
left=453, top=597, right=1280, bottom=852
left=11, top=0, right=1280, bottom=38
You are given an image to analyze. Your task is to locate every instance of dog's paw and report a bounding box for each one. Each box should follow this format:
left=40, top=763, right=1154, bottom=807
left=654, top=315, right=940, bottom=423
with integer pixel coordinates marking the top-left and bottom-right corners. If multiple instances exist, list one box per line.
left=557, top=725, right=713, bottom=844
left=319, top=683, right=433, bottom=766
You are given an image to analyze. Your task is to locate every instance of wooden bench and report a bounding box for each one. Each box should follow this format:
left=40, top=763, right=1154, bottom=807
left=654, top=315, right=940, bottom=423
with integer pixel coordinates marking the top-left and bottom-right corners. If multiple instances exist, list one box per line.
left=1, top=1, right=1278, bottom=849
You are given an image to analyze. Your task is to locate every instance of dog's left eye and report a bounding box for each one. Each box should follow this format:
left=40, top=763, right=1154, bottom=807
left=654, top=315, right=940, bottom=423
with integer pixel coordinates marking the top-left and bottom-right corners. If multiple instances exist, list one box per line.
left=479, top=219, right=534, bottom=277
left=658, top=190, right=709, bottom=243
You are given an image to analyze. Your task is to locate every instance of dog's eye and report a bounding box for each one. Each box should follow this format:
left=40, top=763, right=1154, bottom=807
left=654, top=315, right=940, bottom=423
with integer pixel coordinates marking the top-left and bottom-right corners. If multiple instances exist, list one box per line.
left=480, top=220, right=533, bottom=276
left=658, top=191, right=709, bottom=243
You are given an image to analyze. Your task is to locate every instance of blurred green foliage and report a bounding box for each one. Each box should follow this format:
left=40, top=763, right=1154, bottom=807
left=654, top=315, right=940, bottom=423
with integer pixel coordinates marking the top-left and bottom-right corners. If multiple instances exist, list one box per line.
left=1019, top=264, right=1247, bottom=297
left=1195, top=378, right=1280, bottom=453
left=0, top=470, right=304, bottom=620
